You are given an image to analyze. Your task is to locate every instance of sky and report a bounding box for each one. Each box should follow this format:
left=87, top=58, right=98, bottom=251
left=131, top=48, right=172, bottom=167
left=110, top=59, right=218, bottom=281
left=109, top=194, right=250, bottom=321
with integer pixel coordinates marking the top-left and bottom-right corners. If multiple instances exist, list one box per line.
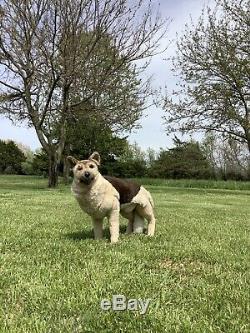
left=0, top=0, right=212, bottom=151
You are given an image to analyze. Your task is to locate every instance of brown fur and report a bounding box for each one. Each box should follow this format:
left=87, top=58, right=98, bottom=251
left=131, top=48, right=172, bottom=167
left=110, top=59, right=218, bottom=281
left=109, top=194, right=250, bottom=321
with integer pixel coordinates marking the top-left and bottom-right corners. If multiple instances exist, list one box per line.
left=104, top=176, right=141, bottom=204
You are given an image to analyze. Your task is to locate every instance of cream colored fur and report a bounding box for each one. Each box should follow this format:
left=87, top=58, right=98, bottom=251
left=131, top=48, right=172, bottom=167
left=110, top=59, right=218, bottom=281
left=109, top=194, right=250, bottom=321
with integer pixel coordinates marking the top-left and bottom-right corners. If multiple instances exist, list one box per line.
left=69, top=152, right=156, bottom=243
left=71, top=173, right=120, bottom=243
left=120, top=186, right=156, bottom=236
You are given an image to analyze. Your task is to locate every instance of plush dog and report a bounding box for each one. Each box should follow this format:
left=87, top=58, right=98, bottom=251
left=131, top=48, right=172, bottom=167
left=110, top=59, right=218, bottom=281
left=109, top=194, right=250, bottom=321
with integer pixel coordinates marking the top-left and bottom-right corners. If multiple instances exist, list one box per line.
left=67, top=152, right=156, bottom=243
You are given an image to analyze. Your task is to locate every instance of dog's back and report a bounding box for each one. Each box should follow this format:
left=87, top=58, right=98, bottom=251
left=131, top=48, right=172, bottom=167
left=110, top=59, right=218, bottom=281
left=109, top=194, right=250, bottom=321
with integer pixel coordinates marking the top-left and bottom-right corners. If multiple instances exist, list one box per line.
left=104, top=176, right=141, bottom=205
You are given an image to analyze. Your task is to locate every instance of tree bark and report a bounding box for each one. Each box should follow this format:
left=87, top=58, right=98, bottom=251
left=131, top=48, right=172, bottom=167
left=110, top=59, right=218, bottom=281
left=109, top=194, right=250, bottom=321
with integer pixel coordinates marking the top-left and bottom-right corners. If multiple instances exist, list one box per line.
left=63, top=155, right=70, bottom=184
left=48, top=154, right=58, bottom=188
left=247, top=137, right=250, bottom=154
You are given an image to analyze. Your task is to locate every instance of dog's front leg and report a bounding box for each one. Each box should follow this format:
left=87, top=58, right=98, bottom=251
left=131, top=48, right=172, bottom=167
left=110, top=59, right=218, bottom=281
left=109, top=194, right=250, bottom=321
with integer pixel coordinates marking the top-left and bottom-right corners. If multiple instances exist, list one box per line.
left=108, top=202, right=120, bottom=243
left=92, top=218, right=103, bottom=240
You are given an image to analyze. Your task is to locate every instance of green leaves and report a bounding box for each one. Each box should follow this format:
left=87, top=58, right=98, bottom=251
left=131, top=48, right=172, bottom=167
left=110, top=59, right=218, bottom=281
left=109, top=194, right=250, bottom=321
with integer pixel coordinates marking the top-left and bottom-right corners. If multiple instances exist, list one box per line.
left=0, top=140, right=26, bottom=174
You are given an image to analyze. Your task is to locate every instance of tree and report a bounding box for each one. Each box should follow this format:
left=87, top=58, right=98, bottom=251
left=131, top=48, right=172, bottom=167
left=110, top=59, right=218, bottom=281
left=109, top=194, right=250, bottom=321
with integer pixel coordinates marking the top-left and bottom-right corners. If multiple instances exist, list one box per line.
left=65, top=110, right=129, bottom=161
left=202, top=133, right=250, bottom=180
left=145, top=147, right=158, bottom=169
left=97, top=142, right=147, bottom=178
left=21, top=150, right=35, bottom=175
left=63, top=112, right=128, bottom=182
left=164, top=0, right=250, bottom=153
left=13, top=142, right=35, bottom=175
left=114, top=142, right=147, bottom=177
left=0, top=0, right=167, bottom=187
left=31, top=149, right=49, bottom=176
left=200, top=133, right=217, bottom=178
left=0, top=140, right=26, bottom=174
left=149, top=138, right=212, bottom=179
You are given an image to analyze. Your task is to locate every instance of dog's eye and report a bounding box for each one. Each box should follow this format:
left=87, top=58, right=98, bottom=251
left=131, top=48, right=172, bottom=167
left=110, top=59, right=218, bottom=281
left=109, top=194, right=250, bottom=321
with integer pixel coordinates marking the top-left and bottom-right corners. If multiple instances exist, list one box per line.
left=77, top=165, right=83, bottom=170
left=89, top=164, right=95, bottom=169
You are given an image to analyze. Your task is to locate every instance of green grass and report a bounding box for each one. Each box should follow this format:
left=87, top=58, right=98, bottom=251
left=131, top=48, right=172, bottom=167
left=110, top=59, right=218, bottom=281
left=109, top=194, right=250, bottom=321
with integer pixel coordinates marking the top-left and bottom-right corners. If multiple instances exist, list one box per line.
left=0, top=175, right=249, bottom=332
left=135, top=177, right=250, bottom=191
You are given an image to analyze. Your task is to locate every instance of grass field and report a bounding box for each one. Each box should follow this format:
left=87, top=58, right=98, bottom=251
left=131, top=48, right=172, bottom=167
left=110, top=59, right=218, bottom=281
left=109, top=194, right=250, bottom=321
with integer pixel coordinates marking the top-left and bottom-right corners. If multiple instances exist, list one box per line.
left=0, top=175, right=249, bottom=332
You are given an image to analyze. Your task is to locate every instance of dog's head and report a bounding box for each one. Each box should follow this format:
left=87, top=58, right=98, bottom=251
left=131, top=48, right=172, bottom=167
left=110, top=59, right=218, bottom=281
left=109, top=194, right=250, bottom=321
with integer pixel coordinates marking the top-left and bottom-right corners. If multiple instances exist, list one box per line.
left=67, top=152, right=101, bottom=185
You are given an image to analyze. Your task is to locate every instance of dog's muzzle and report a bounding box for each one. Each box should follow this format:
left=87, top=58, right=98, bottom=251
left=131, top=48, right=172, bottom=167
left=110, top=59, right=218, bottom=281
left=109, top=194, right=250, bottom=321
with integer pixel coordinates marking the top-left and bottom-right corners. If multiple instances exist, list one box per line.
left=79, top=173, right=93, bottom=185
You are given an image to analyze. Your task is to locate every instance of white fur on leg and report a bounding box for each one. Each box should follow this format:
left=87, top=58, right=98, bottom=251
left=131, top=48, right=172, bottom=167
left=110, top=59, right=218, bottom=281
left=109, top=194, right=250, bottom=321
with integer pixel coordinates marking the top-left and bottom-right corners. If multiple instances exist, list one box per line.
left=133, top=213, right=144, bottom=234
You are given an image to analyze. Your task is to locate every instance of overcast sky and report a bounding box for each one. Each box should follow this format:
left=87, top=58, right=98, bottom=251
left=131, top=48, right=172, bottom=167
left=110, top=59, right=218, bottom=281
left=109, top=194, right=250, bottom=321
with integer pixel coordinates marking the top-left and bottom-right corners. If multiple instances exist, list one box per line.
left=0, top=0, right=213, bottom=151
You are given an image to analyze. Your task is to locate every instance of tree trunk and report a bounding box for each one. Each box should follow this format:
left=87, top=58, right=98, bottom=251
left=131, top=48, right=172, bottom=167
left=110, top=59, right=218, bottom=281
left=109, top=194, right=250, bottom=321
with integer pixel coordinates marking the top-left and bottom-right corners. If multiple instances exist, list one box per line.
left=63, top=154, right=70, bottom=184
left=48, top=154, right=58, bottom=188
left=62, top=141, right=70, bottom=184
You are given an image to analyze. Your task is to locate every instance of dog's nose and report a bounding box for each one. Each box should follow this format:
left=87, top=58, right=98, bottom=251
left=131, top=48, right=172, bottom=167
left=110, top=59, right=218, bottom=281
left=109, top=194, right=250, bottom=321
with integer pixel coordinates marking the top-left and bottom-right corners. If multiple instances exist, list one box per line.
left=84, top=171, right=90, bottom=178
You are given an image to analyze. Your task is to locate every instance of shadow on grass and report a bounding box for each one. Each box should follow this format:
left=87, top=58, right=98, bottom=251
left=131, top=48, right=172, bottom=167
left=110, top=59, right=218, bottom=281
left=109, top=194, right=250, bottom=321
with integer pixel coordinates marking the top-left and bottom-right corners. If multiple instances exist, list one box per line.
left=65, top=229, right=94, bottom=241
left=65, top=225, right=127, bottom=241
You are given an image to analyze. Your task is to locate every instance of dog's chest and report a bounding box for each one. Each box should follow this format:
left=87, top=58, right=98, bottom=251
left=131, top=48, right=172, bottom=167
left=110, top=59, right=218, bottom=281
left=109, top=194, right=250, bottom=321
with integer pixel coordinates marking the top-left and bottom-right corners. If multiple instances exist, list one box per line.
left=72, top=184, right=115, bottom=218
left=78, top=190, right=103, bottom=214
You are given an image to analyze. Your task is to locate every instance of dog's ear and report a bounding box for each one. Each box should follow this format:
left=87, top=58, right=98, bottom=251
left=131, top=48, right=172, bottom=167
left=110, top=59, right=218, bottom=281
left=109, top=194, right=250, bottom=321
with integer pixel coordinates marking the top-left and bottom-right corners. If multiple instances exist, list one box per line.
left=89, top=151, right=101, bottom=166
left=67, top=156, right=78, bottom=167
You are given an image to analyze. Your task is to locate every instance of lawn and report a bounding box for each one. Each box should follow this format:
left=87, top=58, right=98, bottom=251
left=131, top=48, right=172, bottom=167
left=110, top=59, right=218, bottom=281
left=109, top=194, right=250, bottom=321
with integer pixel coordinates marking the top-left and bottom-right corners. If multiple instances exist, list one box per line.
left=0, top=175, right=249, bottom=332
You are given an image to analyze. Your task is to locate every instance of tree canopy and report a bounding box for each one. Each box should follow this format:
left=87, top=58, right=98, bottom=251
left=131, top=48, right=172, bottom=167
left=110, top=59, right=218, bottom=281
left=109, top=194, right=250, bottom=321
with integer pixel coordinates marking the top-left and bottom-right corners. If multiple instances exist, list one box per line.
left=0, top=0, right=167, bottom=186
left=164, top=0, right=250, bottom=153
left=149, top=138, right=212, bottom=179
left=0, top=140, right=26, bottom=174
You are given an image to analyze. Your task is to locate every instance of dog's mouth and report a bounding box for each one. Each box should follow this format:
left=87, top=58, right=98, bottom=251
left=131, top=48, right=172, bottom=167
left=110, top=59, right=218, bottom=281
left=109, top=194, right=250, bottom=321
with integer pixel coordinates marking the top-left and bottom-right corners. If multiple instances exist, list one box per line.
left=79, top=176, right=93, bottom=185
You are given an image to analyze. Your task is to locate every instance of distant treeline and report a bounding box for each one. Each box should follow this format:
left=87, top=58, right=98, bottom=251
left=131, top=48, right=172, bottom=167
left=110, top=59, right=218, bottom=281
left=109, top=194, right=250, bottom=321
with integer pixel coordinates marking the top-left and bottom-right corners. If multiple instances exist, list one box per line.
left=0, top=135, right=249, bottom=181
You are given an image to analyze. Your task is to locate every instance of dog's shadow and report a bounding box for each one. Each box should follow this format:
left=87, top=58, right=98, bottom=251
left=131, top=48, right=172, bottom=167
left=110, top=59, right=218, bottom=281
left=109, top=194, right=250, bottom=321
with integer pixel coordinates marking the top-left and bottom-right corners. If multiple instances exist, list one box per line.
left=65, top=225, right=127, bottom=241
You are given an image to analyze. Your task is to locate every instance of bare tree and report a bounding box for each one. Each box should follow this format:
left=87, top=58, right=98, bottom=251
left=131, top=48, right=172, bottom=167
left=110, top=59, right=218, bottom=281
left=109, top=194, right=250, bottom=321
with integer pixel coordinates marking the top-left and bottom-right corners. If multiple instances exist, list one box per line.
left=0, top=0, right=168, bottom=187
left=202, top=133, right=250, bottom=179
left=164, top=0, right=250, bottom=153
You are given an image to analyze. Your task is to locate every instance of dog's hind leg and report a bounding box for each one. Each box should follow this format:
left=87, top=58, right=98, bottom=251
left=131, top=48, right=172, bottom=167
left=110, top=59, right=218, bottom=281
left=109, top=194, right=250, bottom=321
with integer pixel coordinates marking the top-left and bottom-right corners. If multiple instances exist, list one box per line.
left=147, top=214, right=156, bottom=236
left=136, top=204, right=156, bottom=236
left=126, top=217, right=134, bottom=234
left=133, top=212, right=144, bottom=234
left=121, top=211, right=134, bottom=234
left=92, top=218, right=103, bottom=240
